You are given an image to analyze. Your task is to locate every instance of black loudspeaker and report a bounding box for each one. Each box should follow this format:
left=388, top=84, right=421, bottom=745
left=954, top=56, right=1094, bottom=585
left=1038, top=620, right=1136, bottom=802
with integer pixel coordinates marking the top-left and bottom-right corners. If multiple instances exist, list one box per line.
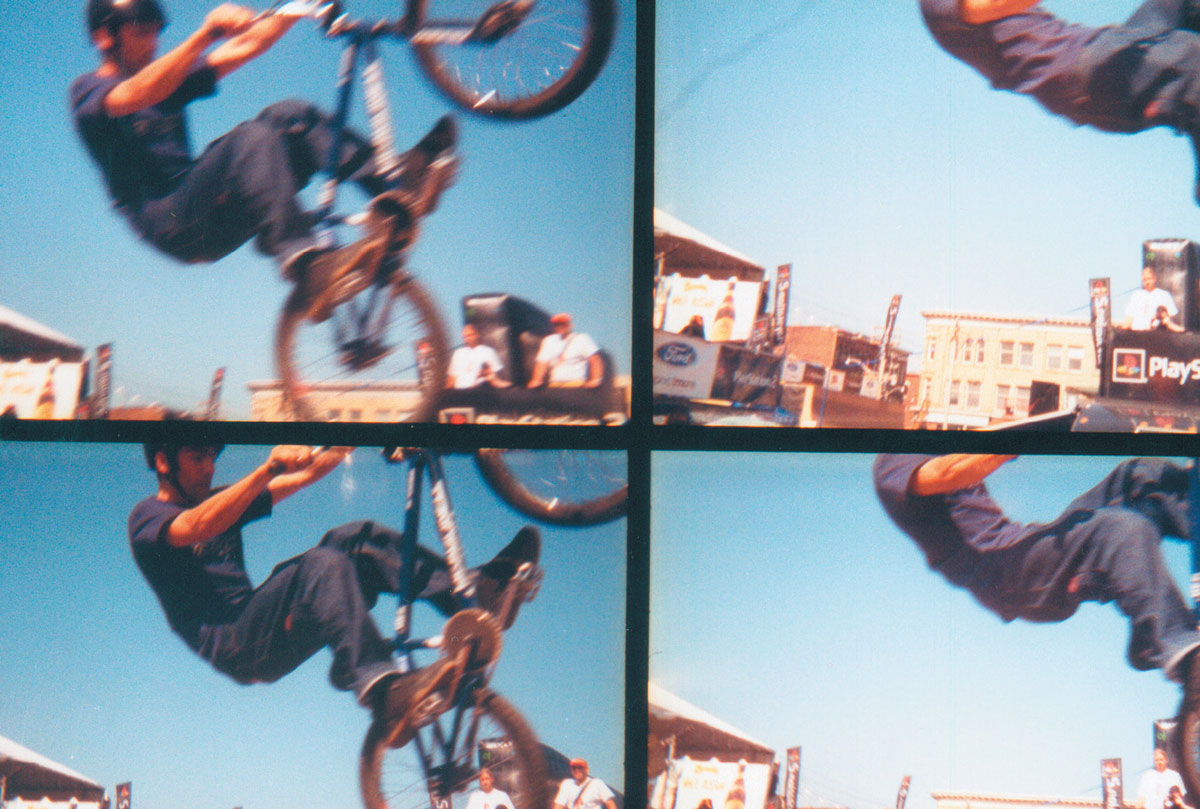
left=1029, top=380, right=1060, bottom=416
left=460, top=293, right=553, bottom=386
left=1143, top=239, right=1200, bottom=331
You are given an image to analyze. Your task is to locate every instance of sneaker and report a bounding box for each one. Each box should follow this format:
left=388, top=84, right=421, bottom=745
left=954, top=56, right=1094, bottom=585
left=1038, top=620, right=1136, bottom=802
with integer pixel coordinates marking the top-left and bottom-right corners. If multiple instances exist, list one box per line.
left=282, top=235, right=390, bottom=323
left=369, top=658, right=458, bottom=745
left=475, top=526, right=542, bottom=630
left=388, top=115, right=460, bottom=218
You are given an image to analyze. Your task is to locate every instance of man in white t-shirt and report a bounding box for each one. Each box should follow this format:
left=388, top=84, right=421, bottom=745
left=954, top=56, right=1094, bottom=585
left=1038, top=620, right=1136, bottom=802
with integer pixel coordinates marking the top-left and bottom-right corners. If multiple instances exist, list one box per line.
left=1136, top=749, right=1188, bottom=809
left=1125, top=267, right=1183, bottom=332
left=447, top=324, right=511, bottom=389
left=466, top=768, right=513, bottom=809
left=528, top=314, right=602, bottom=389
left=553, top=758, right=617, bottom=809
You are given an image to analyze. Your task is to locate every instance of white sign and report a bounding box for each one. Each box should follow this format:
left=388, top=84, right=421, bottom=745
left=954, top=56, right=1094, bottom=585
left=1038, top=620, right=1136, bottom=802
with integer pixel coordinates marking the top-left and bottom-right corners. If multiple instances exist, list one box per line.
left=650, top=758, right=771, bottom=809
left=0, top=360, right=84, bottom=419
left=653, top=331, right=722, bottom=398
left=658, top=275, right=764, bottom=343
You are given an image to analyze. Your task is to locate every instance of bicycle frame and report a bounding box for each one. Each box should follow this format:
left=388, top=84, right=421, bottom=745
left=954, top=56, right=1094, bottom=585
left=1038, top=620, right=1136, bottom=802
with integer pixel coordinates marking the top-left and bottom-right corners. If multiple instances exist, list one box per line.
left=386, top=447, right=495, bottom=809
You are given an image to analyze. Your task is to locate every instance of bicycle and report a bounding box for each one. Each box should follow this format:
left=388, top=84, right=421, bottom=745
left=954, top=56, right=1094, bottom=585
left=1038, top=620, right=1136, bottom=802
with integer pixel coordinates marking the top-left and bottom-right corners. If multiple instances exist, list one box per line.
left=359, top=446, right=626, bottom=809
left=267, top=0, right=617, bottom=421
left=1171, top=459, right=1200, bottom=797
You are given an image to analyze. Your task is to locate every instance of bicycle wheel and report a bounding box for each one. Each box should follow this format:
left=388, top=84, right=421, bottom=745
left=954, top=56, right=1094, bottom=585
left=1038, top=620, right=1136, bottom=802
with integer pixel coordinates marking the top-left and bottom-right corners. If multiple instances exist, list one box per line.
left=360, top=688, right=550, bottom=809
left=411, top=0, right=615, bottom=119
left=474, top=449, right=626, bottom=526
left=1179, top=706, right=1200, bottom=799
left=274, top=274, right=448, bottom=422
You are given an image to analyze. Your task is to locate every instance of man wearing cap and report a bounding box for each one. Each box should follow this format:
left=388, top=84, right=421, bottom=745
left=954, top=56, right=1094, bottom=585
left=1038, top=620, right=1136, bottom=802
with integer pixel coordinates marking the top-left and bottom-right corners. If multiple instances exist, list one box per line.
left=553, top=759, right=617, bottom=809
left=528, top=313, right=603, bottom=389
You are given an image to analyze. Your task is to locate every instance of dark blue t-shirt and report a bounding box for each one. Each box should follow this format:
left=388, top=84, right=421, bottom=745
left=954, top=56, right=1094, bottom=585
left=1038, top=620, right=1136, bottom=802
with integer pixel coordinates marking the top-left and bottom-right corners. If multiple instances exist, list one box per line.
left=873, top=454, right=1027, bottom=572
left=70, top=65, right=217, bottom=213
left=128, top=488, right=272, bottom=648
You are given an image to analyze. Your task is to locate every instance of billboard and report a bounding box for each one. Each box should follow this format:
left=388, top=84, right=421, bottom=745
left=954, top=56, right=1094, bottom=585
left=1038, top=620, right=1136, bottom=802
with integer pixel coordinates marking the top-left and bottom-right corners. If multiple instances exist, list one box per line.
left=651, top=759, right=771, bottom=809
left=0, top=360, right=84, bottom=419
left=657, top=275, right=764, bottom=343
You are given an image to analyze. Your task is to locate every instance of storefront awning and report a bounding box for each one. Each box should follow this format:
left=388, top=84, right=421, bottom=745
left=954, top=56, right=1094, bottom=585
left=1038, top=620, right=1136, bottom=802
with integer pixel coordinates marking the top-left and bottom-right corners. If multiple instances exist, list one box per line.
left=648, top=682, right=775, bottom=778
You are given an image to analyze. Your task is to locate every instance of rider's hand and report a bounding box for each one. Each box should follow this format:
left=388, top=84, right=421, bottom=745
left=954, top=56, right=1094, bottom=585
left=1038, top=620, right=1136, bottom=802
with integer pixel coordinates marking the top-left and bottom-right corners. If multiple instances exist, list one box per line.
left=202, top=4, right=258, bottom=40
left=266, top=445, right=318, bottom=475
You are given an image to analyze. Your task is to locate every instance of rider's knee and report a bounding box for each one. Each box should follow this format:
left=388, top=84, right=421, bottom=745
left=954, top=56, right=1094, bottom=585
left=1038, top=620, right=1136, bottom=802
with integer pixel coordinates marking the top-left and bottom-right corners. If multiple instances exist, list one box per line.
left=256, top=99, right=323, bottom=135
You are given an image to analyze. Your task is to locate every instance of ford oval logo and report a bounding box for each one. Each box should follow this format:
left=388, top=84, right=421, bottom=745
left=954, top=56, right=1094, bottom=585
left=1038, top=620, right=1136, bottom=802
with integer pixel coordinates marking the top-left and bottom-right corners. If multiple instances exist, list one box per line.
left=656, top=342, right=696, bottom=366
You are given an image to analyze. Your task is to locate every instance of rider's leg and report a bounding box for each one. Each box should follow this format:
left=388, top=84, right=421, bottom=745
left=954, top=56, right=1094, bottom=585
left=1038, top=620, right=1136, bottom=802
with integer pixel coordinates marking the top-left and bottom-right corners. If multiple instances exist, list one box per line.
left=1056, top=457, right=1191, bottom=539
left=196, top=545, right=398, bottom=698
left=978, top=507, right=1200, bottom=677
left=316, top=520, right=541, bottom=624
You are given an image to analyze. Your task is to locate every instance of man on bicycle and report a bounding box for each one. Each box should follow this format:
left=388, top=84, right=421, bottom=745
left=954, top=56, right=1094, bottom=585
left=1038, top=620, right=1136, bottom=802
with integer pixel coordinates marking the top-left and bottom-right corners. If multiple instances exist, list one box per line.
left=921, top=0, right=1200, bottom=205
left=874, top=455, right=1200, bottom=704
left=129, top=442, right=539, bottom=737
left=71, top=0, right=456, bottom=316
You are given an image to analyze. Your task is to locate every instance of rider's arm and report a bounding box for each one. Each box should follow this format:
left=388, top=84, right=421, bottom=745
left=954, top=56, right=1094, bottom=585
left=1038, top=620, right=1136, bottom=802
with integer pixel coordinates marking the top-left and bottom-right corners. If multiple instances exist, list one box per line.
left=909, top=454, right=1017, bottom=496
left=957, top=0, right=1039, bottom=24
left=165, top=446, right=310, bottom=546
left=267, top=446, right=352, bottom=504
left=205, top=14, right=298, bottom=79
left=103, top=4, right=256, bottom=117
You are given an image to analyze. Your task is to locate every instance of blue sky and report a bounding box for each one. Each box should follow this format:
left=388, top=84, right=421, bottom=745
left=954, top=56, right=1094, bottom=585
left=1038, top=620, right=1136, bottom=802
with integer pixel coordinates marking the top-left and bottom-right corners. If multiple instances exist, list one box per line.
left=0, top=443, right=626, bottom=809
left=651, top=453, right=1195, bottom=809
left=655, top=0, right=1200, bottom=369
left=0, top=0, right=633, bottom=418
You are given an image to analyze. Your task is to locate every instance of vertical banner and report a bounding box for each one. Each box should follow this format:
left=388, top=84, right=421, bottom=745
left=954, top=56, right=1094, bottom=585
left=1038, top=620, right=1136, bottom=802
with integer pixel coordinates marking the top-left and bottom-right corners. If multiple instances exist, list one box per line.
left=784, top=748, right=801, bottom=809
left=895, top=775, right=911, bottom=809
left=879, top=294, right=902, bottom=391
left=206, top=367, right=226, bottom=421
left=116, top=782, right=131, bottom=809
left=1101, top=759, right=1123, bottom=809
left=94, top=343, right=113, bottom=419
left=773, top=265, right=792, bottom=346
left=1089, top=278, right=1111, bottom=370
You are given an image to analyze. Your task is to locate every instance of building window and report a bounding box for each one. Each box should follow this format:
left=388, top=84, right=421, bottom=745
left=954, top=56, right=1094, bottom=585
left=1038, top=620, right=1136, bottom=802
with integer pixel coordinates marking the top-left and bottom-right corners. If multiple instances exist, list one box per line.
left=1018, top=342, right=1035, bottom=368
left=927, top=336, right=937, bottom=361
left=966, top=380, right=981, bottom=409
left=349, top=408, right=363, bottom=421
left=1067, top=346, right=1084, bottom=372
left=1000, top=341, right=1015, bottom=366
left=948, top=379, right=961, bottom=407
left=962, top=338, right=973, bottom=363
left=975, top=339, right=986, bottom=364
left=1016, top=385, right=1032, bottom=415
left=996, top=384, right=1012, bottom=415
left=1046, top=344, right=1063, bottom=371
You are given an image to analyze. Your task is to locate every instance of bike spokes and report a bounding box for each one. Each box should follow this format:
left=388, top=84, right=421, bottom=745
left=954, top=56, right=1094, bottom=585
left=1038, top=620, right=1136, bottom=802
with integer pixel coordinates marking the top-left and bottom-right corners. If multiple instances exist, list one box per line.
left=412, top=0, right=614, bottom=119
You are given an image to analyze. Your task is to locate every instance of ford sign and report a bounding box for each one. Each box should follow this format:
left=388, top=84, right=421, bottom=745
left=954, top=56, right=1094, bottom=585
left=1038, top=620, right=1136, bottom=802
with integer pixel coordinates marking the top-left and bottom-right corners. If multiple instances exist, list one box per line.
left=656, top=342, right=697, bottom=366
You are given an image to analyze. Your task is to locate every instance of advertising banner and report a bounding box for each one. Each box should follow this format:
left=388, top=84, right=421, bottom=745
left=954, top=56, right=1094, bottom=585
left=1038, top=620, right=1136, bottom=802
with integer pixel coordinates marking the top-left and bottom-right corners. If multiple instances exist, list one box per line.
left=710, top=346, right=782, bottom=407
left=1101, top=759, right=1122, bottom=809
left=773, top=265, right=791, bottom=346
left=115, top=783, right=131, bottom=809
left=652, top=759, right=771, bottom=809
left=1103, top=328, right=1200, bottom=405
left=93, top=343, right=113, bottom=418
left=1089, top=278, right=1111, bottom=369
left=206, top=367, right=226, bottom=421
left=895, top=775, right=911, bottom=809
left=783, top=748, right=800, bottom=809
left=657, top=275, right=764, bottom=343
left=0, top=360, right=84, bottom=419
left=653, top=331, right=723, bottom=399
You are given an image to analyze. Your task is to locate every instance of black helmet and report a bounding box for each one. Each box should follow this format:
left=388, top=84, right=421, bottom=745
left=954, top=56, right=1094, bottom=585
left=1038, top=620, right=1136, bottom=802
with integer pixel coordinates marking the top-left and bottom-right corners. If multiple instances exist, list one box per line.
left=87, top=0, right=166, bottom=36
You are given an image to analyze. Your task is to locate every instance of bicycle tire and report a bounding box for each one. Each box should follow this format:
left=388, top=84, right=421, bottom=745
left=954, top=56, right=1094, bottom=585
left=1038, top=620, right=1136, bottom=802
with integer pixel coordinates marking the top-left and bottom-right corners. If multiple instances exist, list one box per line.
left=274, top=273, right=449, bottom=422
left=1180, top=707, right=1200, bottom=799
left=411, top=0, right=615, bottom=119
left=474, top=449, right=627, bottom=526
left=360, top=687, right=550, bottom=809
